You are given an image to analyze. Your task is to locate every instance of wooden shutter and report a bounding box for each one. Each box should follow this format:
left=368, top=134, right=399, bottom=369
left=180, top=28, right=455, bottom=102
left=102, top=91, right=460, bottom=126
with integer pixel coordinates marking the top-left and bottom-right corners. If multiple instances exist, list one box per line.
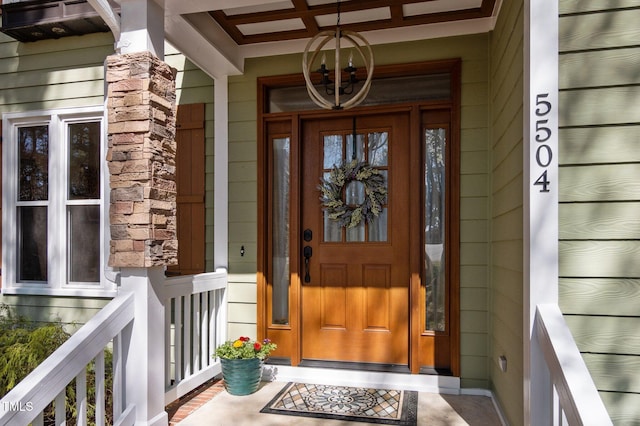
left=167, top=104, right=206, bottom=276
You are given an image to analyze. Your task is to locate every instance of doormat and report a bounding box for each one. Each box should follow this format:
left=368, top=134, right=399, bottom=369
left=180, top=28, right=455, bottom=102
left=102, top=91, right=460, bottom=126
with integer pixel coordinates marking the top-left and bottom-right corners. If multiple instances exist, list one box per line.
left=260, top=382, right=418, bottom=425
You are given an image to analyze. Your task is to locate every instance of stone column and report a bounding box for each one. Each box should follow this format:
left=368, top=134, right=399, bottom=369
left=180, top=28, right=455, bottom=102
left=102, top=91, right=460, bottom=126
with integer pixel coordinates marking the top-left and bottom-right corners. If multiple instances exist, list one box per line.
left=106, top=51, right=177, bottom=426
left=106, top=51, right=177, bottom=268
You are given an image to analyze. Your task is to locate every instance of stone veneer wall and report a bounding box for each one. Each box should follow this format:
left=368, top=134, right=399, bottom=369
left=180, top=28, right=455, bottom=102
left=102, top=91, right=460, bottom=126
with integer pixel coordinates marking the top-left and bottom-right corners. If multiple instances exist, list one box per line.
left=106, top=51, right=178, bottom=267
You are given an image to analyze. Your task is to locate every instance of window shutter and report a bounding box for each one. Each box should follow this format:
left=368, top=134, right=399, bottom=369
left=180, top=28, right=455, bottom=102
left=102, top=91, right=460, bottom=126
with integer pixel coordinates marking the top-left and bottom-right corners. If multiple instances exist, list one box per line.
left=167, top=104, right=206, bottom=276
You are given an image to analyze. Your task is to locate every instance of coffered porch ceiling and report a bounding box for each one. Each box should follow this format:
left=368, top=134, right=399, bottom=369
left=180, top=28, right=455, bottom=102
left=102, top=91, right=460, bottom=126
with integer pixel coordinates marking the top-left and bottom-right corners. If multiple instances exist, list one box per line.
left=207, top=0, right=497, bottom=45
left=158, top=0, right=499, bottom=77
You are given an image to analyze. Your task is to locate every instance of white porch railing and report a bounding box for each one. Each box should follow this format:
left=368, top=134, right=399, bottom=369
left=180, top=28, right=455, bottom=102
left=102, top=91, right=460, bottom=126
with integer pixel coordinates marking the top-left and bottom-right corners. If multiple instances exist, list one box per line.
left=0, top=269, right=228, bottom=426
left=0, top=292, right=136, bottom=426
left=534, top=304, right=612, bottom=425
left=163, top=270, right=227, bottom=404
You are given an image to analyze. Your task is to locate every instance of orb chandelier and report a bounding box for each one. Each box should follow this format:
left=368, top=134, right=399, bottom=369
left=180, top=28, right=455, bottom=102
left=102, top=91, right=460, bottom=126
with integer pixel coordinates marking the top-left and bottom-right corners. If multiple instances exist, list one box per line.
left=302, top=1, right=374, bottom=110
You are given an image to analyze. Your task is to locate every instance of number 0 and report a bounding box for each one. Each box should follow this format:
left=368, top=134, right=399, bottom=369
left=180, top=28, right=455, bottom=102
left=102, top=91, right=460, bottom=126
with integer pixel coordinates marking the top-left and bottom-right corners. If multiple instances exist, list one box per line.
left=536, top=144, right=552, bottom=167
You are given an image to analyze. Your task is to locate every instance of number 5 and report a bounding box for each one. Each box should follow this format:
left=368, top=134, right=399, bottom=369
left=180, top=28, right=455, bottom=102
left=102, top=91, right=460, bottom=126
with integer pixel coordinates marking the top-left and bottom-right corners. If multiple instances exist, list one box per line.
left=536, top=93, right=551, bottom=116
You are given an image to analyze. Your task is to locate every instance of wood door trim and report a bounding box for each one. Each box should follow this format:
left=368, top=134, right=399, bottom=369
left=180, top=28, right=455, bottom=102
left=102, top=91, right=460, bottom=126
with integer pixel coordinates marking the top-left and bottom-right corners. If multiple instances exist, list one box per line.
left=409, top=105, right=422, bottom=373
left=258, top=59, right=461, bottom=374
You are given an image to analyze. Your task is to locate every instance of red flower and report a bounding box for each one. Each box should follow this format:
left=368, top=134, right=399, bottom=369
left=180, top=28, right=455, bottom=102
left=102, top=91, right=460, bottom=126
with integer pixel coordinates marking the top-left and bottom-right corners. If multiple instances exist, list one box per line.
left=240, top=336, right=250, bottom=342
left=254, top=342, right=262, bottom=351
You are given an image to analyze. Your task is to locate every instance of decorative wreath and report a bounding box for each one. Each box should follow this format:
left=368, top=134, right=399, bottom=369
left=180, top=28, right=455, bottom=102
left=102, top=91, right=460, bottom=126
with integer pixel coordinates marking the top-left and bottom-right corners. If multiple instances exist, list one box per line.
left=318, top=160, right=387, bottom=229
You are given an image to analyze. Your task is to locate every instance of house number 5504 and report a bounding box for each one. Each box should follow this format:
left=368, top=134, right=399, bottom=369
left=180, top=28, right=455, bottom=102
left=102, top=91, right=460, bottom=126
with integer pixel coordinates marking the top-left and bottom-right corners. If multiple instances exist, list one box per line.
left=533, top=93, right=553, bottom=193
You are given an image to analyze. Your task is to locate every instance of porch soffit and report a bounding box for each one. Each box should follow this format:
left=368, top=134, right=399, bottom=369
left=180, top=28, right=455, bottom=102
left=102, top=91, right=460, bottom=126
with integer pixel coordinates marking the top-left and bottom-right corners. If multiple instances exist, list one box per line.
left=159, top=0, right=500, bottom=78
left=0, top=0, right=499, bottom=77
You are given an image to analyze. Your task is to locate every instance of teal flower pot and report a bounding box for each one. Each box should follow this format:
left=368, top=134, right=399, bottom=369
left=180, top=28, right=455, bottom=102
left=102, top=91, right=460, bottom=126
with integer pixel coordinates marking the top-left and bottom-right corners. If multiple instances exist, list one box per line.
left=220, top=358, right=263, bottom=395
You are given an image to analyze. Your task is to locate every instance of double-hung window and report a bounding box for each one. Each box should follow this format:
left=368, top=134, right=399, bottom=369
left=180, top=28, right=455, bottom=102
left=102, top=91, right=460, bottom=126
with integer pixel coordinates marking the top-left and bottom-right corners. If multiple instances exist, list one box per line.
left=2, top=107, right=114, bottom=296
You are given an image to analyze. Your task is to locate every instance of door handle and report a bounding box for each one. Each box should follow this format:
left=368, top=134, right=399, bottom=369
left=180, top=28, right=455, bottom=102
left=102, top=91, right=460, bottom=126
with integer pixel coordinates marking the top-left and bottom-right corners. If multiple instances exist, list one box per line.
left=303, top=246, right=312, bottom=283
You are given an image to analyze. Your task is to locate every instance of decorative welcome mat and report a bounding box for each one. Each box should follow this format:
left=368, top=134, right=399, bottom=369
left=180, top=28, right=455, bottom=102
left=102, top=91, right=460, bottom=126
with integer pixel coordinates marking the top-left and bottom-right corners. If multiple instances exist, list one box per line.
left=260, top=382, right=418, bottom=425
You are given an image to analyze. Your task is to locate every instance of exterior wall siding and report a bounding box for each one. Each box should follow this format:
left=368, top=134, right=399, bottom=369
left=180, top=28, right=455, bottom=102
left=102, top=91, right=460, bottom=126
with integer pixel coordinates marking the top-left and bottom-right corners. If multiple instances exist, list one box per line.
left=488, top=0, right=524, bottom=424
left=0, top=32, right=114, bottom=325
left=559, top=3, right=640, bottom=424
left=0, top=33, right=111, bottom=110
left=0, top=33, right=214, bottom=327
left=227, top=34, right=491, bottom=387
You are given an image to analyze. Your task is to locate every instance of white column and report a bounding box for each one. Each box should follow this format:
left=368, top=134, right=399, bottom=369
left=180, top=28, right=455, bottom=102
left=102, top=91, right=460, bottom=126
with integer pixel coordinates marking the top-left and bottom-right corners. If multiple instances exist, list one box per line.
left=119, top=0, right=165, bottom=58
left=524, top=0, right=559, bottom=425
left=214, top=76, right=229, bottom=271
left=120, top=267, right=168, bottom=426
left=107, top=2, right=169, bottom=424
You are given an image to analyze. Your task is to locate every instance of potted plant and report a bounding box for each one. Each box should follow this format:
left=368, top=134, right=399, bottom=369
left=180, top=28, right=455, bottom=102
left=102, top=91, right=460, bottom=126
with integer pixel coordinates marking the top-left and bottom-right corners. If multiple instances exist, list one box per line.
left=214, top=336, right=277, bottom=395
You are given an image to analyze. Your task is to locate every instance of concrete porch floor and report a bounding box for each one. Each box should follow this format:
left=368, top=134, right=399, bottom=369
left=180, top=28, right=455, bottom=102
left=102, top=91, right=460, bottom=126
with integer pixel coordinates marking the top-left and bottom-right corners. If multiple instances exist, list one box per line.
left=170, top=378, right=504, bottom=426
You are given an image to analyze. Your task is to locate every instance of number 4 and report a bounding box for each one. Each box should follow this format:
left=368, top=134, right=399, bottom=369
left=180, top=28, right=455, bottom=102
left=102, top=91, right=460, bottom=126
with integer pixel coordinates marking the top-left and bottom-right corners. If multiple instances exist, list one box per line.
left=534, top=170, right=550, bottom=192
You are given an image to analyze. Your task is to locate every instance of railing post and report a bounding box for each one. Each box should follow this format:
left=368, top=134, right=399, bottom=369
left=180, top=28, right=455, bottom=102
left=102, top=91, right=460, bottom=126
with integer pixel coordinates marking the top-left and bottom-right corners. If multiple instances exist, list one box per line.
left=121, top=267, right=168, bottom=426
left=216, top=268, right=228, bottom=350
left=531, top=314, right=555, bottom=425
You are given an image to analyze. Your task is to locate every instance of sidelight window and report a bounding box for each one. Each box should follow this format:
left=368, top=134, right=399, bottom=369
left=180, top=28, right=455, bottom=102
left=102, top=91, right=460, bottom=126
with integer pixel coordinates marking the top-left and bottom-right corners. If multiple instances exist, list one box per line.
left=424, top=127, right=447, bottom=332
left=271, top=136, right=290, bottom=325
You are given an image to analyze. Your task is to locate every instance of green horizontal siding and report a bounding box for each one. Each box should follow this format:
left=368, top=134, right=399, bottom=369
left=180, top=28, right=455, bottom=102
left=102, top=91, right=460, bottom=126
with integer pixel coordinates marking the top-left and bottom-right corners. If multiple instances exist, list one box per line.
left=559, top=2, right=640, bottom=423
left=559, top=126, right=640, bottom=165
left=560, top=203, right=640, bottom=239
left=600, top=392, right=640, bottom=426
left=560, top=1, right=640, bottom=15
left=560, top=164, right=640, bottom=202
left=0, top=295, right=108, bottom=330
left=488, top=0, right=524, bottom=424
left=565, top=316, right=640, bottom=356
left=560, top=8, right=640, bottom=52
left=560, top=278, right=640, bottom=317
left=560, top=48, right=640, bottom=89
left=560, top=87, right=640, bottom=127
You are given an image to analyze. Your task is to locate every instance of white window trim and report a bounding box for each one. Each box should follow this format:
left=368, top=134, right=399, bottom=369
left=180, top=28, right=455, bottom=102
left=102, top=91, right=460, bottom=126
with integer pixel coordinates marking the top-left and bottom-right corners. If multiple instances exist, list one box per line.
left=2, top=106, right=117, bottom=297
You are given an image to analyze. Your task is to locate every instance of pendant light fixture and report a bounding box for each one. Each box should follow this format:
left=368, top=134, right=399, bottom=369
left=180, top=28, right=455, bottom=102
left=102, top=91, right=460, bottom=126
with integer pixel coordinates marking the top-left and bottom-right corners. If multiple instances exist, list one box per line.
left=302, top=0, right=374, bottom=110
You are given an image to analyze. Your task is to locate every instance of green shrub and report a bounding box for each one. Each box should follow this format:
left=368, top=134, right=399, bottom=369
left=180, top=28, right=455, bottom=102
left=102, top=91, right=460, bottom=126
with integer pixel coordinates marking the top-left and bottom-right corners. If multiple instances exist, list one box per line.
left=0, top=304, right=70, bottom=394
left=0, top=304, right=114, bottom=425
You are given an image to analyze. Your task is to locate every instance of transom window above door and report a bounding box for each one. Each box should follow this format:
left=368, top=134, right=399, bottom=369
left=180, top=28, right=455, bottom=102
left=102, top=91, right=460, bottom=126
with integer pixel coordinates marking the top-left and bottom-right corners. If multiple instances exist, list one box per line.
left=267, top=73, right=451, bottom=112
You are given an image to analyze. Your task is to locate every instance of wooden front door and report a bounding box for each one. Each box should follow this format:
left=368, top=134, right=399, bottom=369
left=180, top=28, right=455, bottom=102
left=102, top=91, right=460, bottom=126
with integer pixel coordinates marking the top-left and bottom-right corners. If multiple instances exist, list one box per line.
left=300, top=111, right=411, bottom=366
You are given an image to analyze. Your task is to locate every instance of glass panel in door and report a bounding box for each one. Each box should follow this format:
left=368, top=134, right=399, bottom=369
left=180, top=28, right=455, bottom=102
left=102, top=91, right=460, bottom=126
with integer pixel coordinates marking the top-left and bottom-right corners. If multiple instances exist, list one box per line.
left=321, top=132, right=388, bottom=243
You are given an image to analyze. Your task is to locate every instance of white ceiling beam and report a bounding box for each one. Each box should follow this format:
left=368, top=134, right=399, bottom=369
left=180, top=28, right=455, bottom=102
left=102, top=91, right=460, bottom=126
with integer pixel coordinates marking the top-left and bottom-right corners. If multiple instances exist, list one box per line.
left=86, top=0, right=121, bottom=41
left=164, top=13, right=244, bottom=79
